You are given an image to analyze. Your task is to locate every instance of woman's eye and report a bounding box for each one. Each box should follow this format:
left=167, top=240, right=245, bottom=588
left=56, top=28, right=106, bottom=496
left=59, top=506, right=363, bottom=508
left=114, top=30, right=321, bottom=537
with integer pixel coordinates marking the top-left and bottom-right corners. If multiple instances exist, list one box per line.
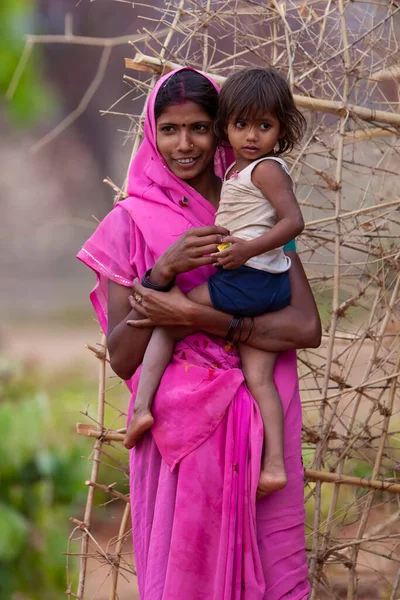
left=260, top=123, right=271, bottom=131
left=160, top=125, right=175, bottom=133
left=193, top=124, right=208, bottom=132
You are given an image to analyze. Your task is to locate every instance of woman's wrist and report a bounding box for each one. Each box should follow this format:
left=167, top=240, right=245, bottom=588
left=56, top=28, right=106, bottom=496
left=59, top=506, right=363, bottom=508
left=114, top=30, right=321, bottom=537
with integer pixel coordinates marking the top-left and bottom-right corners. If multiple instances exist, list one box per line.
left=181, top=299, right=200, bottom=327
left=185, top=301, right=232, bottom=335
left=142, top=269, right=175, bottom=292
left=150, top=259, right=176, bottom=286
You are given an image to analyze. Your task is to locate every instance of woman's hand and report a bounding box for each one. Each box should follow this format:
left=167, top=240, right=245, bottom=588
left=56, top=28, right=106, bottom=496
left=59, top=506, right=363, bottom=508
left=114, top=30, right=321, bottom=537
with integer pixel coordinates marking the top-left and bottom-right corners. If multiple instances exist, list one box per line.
left=127, top=280, right=195, bottom=328
left=151, top=225, right=230, bottom=285
left=128, top=253, right=321, bottom=350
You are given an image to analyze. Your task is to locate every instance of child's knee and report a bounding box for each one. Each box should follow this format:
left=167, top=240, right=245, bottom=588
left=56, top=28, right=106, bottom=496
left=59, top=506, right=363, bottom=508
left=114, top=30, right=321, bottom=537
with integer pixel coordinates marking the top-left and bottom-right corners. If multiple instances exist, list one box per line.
left=242, top=364, right=275, bottom=389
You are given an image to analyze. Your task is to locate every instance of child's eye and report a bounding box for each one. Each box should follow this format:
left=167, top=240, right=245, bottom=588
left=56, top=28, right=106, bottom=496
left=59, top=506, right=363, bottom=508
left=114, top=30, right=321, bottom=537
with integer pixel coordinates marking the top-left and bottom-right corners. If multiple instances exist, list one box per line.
left=260, top=123, right=271, bottom=131
left=235, top=121, right=246, bottom=129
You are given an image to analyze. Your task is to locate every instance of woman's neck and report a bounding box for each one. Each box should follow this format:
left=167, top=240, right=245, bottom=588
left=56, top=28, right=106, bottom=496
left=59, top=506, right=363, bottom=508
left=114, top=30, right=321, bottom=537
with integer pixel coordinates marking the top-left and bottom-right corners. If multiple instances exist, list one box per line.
left=188, top=166, right=222, bottom=209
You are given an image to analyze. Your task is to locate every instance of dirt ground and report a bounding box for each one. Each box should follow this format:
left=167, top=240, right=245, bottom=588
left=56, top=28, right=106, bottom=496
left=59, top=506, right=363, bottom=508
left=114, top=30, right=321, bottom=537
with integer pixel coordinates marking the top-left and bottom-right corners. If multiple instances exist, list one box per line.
left=4, top=320, right=99, bottom=372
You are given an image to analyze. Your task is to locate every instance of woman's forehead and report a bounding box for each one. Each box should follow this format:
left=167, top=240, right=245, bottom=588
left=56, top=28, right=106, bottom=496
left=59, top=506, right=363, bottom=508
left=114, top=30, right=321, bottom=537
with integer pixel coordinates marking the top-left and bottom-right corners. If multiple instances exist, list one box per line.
left=157, top=101, right=212, bottom=123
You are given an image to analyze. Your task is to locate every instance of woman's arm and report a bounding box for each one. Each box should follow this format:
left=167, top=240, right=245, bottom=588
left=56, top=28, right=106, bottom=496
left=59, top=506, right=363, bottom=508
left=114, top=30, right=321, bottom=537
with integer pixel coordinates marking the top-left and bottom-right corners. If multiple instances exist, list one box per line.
left=107, top=225, right=230, bottom=380
left=255, top=252, right=321, bottom=349
left=107, top=281, right=153, bottom=380
left=129, top=252, right=321, bottom=351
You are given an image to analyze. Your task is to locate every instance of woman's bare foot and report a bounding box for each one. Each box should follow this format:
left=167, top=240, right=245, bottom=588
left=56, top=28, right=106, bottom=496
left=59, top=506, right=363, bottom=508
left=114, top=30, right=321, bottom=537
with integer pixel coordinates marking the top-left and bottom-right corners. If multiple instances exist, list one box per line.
left=124, top=410, right=154, bottom=449
left=256, top=463, right=288, bottom=499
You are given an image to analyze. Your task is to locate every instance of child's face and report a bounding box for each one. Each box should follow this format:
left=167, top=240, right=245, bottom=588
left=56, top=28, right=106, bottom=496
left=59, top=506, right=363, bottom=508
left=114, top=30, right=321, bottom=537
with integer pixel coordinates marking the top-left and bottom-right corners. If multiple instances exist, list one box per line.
left=226, top=112, right=281, bottom=163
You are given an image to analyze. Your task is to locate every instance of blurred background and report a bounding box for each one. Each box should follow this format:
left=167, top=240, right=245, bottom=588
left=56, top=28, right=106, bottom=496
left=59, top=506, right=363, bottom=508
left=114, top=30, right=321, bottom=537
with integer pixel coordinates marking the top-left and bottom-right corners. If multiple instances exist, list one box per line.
left=0, top=1, right=145, bottom=597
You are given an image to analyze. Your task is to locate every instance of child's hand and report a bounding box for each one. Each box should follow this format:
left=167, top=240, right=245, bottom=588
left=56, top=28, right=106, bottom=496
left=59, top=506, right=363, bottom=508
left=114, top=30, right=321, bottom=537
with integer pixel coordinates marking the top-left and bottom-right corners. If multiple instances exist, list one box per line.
left=213, top=236, right=251, bottom=269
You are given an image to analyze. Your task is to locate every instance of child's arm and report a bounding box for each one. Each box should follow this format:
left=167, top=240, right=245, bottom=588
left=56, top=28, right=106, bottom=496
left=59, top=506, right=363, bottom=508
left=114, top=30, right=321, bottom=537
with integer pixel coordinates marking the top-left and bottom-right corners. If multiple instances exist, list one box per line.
left=216, top=160, right=304, bottom=269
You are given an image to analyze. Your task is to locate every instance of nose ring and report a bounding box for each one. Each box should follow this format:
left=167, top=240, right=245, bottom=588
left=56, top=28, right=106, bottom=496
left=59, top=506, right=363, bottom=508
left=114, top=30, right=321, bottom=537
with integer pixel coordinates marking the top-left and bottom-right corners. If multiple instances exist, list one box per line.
left=190, top=143, right=194, bottom=148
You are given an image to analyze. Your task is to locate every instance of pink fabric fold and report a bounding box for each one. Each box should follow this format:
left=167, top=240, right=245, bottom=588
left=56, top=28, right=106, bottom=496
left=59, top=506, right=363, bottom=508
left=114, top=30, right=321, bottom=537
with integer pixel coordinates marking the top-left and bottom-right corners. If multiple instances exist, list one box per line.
left=129, top=334, right=245, bottom=470
left=78, top=67, right=310, bottom=599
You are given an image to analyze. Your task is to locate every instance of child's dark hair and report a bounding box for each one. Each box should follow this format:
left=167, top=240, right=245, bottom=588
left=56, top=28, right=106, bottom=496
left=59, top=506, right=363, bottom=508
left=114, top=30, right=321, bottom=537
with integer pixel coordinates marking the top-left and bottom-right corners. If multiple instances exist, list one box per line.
left=154, top=69, right=219, bottom=121
left=215, top=67, right=306, bottom=154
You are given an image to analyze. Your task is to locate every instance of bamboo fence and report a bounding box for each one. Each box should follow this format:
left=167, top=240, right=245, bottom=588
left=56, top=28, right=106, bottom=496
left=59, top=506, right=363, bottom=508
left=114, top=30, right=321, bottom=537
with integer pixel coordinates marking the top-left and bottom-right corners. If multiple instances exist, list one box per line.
left=11, top=1, right=400, bottom=598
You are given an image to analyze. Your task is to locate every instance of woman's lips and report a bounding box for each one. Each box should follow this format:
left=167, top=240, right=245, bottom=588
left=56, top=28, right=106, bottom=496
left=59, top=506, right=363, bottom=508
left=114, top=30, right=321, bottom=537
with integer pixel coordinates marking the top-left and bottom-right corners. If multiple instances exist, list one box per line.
left=173, top=156, right=200, bottom=167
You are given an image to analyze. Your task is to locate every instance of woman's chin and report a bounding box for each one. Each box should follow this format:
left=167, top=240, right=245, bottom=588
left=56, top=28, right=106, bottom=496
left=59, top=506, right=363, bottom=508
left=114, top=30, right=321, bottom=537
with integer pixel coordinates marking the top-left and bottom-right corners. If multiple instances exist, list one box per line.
left=171, top=164, right=202, bottom=180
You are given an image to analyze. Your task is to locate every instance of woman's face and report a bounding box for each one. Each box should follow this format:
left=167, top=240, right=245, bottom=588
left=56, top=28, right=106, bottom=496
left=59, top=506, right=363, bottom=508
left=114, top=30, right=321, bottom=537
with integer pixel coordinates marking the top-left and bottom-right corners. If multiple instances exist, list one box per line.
left=156, top=101, right=217, bottom=184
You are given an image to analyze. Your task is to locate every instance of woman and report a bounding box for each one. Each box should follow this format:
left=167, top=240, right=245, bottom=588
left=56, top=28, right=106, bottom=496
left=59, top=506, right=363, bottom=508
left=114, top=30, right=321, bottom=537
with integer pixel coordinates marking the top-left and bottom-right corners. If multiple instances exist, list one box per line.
left=78, top=67, right=320, bottom=600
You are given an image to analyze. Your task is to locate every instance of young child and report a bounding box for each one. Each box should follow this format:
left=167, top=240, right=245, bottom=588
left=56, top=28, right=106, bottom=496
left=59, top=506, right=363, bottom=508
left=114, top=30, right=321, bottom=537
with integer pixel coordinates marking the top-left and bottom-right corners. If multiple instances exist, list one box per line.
left=125, top=67, right=306, bottom=497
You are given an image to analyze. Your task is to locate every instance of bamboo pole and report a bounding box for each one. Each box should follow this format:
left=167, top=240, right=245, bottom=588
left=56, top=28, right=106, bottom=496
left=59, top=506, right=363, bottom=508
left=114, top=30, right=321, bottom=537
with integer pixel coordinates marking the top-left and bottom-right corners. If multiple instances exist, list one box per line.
left=85, top=480, right=129, bottom=503
left=73, top=334, right=107, bottom=600
left=305, top=469, right=400, bottom=495
left=125, top=53, right=400, bottom=126
left=77, top=423, right=125, bottom=443
left=305, top=199, right=400, bottom=228
left=76, top=424, right=400, bottom=495
left=344, top=127, right=399, bottom=141
left=348, top=309, right=400, bottom=597
left=310, top=6, right=352, bottom=590
left=110, top=502, right=132, bottom=600
left=371, top=65, right=400, bottom=81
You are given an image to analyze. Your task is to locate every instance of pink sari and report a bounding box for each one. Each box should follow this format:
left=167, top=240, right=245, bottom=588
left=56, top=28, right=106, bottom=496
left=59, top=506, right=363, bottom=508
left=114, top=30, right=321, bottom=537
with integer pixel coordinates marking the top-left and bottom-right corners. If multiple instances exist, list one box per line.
left=77, top=68, right=310, bottom=600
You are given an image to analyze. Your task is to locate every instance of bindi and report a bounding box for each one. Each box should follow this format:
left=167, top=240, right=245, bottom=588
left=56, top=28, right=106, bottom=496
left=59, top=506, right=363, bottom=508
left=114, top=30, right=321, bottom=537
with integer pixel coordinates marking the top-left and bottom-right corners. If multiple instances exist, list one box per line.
left=181, top=123, right=186, bottom=128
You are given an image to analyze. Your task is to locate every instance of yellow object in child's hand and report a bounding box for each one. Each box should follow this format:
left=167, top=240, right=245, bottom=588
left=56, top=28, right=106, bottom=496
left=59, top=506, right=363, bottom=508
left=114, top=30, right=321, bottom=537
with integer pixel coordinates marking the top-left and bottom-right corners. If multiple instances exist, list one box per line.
left=217, top=242, right=231, bottom=252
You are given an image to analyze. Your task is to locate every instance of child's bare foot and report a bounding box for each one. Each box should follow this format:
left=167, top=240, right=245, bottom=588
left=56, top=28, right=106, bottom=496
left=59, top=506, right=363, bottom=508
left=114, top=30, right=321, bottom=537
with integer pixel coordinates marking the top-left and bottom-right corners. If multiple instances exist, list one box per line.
left=256, top=463, right=288, bottom=499
left=124, top=410, right=154, bottom=449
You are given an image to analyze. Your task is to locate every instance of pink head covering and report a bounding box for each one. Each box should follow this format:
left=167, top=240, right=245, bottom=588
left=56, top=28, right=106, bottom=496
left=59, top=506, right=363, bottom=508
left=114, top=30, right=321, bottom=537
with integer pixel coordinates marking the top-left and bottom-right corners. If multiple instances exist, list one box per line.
left=77, top=67, right=232, bottom=333
left=117, top=67, right=234, bottom=290
left=125, top=67, right=231, bottom=224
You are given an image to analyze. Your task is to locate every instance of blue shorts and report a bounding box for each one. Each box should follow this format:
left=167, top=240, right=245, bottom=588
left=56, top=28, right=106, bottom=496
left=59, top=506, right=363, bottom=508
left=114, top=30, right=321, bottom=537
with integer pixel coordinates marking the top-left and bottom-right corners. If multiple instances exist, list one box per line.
left=207, top=265, right=291, bottom=317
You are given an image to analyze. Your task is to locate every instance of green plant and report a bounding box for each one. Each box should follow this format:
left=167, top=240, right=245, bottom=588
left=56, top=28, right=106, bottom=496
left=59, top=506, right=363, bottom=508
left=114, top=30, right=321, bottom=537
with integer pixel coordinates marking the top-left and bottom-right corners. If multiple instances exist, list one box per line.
left=0, top=364, right=89, bottom=600
left=1, top=0, right=53, bottom=124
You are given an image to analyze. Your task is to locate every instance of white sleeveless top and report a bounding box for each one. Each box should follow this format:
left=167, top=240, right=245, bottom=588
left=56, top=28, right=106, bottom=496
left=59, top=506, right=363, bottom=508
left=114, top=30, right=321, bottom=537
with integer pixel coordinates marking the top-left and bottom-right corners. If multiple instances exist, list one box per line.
left=215, top=156, right=292, bottom=273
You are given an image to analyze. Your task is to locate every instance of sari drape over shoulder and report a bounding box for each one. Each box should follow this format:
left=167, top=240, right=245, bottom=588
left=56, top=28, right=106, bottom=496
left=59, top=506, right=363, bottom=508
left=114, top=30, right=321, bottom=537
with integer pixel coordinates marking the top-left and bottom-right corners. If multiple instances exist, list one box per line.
left=78, top=67, right=310, bottom=600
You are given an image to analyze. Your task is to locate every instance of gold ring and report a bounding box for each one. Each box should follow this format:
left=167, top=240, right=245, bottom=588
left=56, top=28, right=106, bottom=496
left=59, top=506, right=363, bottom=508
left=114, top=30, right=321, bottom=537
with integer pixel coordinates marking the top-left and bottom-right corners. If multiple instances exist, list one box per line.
left=134, top=293, right=143, bottom=304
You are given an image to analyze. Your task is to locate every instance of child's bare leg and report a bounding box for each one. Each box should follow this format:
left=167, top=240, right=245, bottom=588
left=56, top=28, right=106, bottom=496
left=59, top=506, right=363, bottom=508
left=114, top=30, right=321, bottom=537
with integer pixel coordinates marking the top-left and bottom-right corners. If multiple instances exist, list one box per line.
left=239, top=343, right=287, bottom=497
left=124, top=283, right=212, bottom=449
left=124, top=326, right=174, bottom=448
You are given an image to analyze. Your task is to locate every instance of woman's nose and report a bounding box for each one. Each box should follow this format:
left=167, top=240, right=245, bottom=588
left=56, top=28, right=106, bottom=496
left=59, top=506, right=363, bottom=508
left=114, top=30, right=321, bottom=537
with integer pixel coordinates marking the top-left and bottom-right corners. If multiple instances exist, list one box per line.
left=177, top=130, right=193, bottom=152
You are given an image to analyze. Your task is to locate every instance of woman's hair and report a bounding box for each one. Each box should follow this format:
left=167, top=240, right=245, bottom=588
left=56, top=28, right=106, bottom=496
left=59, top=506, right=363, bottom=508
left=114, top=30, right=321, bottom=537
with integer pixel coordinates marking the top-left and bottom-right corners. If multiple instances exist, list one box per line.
left=154, top=69, right=219, bottom=120
left=214, top=67, right=306, bottom=154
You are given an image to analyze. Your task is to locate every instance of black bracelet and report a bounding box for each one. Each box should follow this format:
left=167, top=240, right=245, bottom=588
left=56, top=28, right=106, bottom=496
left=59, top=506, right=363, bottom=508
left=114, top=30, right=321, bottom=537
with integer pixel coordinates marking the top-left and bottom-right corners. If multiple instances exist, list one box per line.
left=141, top=268, right=175, bottom=292
left=241, top=317, right=254, bottom=344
